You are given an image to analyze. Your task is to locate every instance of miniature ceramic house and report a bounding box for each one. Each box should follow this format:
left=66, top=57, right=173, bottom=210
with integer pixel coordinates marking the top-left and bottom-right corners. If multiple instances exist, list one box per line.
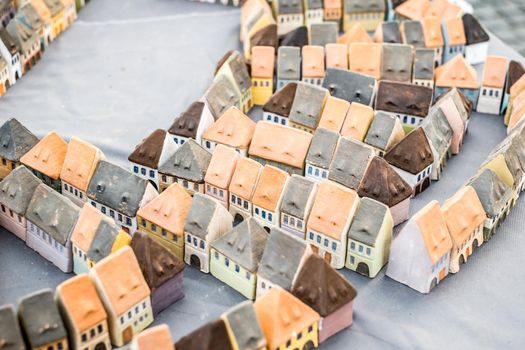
left=442, top=17, right=466, bottom=63
left=273, top=0, right=304, bottom=36
left=256, top=227, right=312, bottom=297
left=280, top=26, right=309, bottom=48
left=87, top=160, right=157, bottom=234
left=304, top=0, right=324, bottom=26
left=421, top=107, right=453, bottom=180
left=251, top=165, right=289, bottom=231
left=201, top=106, right=256, bottom=156
left=89, top=246, right=152, bottom=347
left=502, top=60, right=524, bottom=114
left=340, top=102, right=375, bottom=141
left=305, top=128, right=340, bottom=182
left=18, top=289, right=69, bottom=350
left=228, top=157, right=263, bottom=224
left=343, top=0, right=386, bottom=32
left=130, top=325, right=173, bottom=350
left=301, top=45, right=325, bottom=85
left=56, top=274, right=111, bottom=350
left=412, top=48, right=435, bottom=88
left=462, top=13, right=489, bottom=65
left=276, top=46, right=300, bottom=89
left=309, top=22, right=338, bottom=46
left=262, top=82, right=297, bottom=125
left=337, top=22, right=371, bottom=46
left=289, top=82, right=329, bottom=133
left=250, top=24, right=278, bottom=59
left=358, top=156, right=413, bottom=225
left=241, top=0, right=275, bottom=59
left=43, top=0, right=66, bottom=38
left=20, top=131, right=67, bottom=192
left=364, top=112, right=405, bottom=156
left=221, top=301, right=267, bottom=350
left=254, top=286, right=320, bottom=350
left=394, top=0, right=429, bottom=21
left=279, top=175, right=317, bottom=238
left=215, top=50, right=253, bottom=113
left=22, top=0, right=52, bottom=48
left=87, top=218, right=131, bottom=271
left=348, top=42, right=382, bottom=80
left=205, top=75, right=240, bottom=120
left=6, top=18, right=41, bottom=74
left=432, top=88, right=469, bottom=154
left=421, top=18, right=444, bottom=66
left=322, top=68, right=377, bottom=106
left=325, top=43, right=348, bottom=70
left=329, top=137, right=375, bottom=190
left=374, top=21, right=401, bottom=44
left=204, top=145, right=239, bottom=208
left=380, top=43, right=413, bottom=83
left=0, top=305, right=25, bottom=350
left=168, top=101, right=214, bottom=146
left=291, top=254, right=357, bottom=343
left=0, top=0, right=15, bottom=28
left=251, top=46, right=275, bottom=105
left=317, top=96, right=350, bottom=132
left=174, top=319, right=234, bottom=350
left=210, top=218, right=268, bottom=299
left=477, top=56, right=508, bottom=115
left=307, top=180, right=359, bottom=269
left=184, top=193, right=233, bottom=273
left=400, top=20, right=425, bottom=48
left=29, top=0, right=55, bottom=42
left=323, top=0, right=342, bottom=24
left=157, top=139, right=211, bottom=194
left=249, top=121, right=313, bottom=175
left=386, top=200, right=452, bottom=293
left=0, top=28, right=22, bottom=85
left=504, top=74, right=525, bottom=126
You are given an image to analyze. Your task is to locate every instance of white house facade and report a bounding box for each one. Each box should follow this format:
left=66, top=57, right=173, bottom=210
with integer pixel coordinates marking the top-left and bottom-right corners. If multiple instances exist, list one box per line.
left=477, top=85, right=504, bottom=115
left=62, top=181, right=87, bottom=206
left=0, top=203, right=26, bottom=241
left=26, top=220, right=73, bottom=273
left=306, top=229, right=347, bottom=269
left=262, top=111, right=289, bottom=126
left=465, top=42, right=489, bottom=66
left=305, top=163, right=329, bottom=182
left=89, top=199, right=137, bottom=234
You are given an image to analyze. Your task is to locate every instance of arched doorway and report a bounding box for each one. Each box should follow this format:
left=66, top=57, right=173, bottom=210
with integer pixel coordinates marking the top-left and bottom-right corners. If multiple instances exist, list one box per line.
left=356, top=262, right=369, bottom=277
left=94, top=342, right=107, bottom=350
left=459, top=255, right=465, bottom=266
left=472, top=239, right=479, bottom=252
left=233, top=214, right=244, bottom=227
left=190, top=254, right=201, bottom=269
left=421, top=177, right=431, bottom=193
left=303, top=341, right=315, bottom=350
left=15, top=72, right=20, bottom=80
left=430, top=278, right=438, bottom=291
left=263, top=226, right=270, bottom=233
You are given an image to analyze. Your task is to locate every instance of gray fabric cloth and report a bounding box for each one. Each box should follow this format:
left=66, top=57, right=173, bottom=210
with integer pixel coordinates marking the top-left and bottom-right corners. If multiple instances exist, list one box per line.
left=0, top=1, right=525, bottom=349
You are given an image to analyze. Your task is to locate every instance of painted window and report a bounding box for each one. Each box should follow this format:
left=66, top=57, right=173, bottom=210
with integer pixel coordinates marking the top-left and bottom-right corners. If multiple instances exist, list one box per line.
left=231, top=194, right=236, bottom=203
left=255, top=207, right=259, bottom=215
left=193, top=238, right=197, bottom=246
left=268, top=213, right=273, bottom=222
left=243, top=200, right=248, bottom=209
left=101, top=207, right=106, bottom=214
left=151, top=224, right=157, bottom=232
left=297, top=220, right=302, bottom=229
left=126, top=217, right=132, bottom=226
left=262, top=210, right=266, bottom=219
left=366, top=247, right=371, bottom=255
left=308, top=166, right=313, bottom=175
left=149, top=170, right=155, bottom=178
left=187, top=235, right=191, bottom=243
left=200, top=241, right=205, bottom=249
left=317, top=235, right=321, bottom=243
left=235, top=264, right=240, bottom=273
left=350, top=255, right=355, bottom=264
left=309, top=232, right=314, bottom=240
left=350, top=242, right=355, bottom=250
left=133, top=166, right=138, bottom=173
left=214, top=251, right=219, bottom=259
left=141, top=168, right=146, bottom=175
left=162, top=229, right=167, bottom=237
left=110, top=210, right=115, bottom=218
left=324, top=238, right=329, bottom=247
left=225, top=257, right=230, bottom=266
left=359, top=245, right=363, bottom=253
left=332, top=242, right=337, bottom=251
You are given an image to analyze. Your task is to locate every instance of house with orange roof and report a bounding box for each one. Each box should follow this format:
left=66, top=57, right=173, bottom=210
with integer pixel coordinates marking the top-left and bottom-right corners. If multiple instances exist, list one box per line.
left=435, top=54, right=480, bottom=105
left=61, top=137, right=105, bottom=206
left=340, top=102, right=374, bottom=141
left=204, top=145, right=239, bottom=208
left=56, top=274, right=111, bottom=350
left=395, top=0, right=430, bottom=21
left=318, top=96, right=350, bottom=133
left=442, top=186, right=485, bottom=273
left=20, top=131, right=67, bottom=192
left=306, top=180, right=359, bottom=269
left=477, top=55, right=508, bottom=115
left=348, top=42, right=382, bottom=80
left=130, top=325, right=173, bottom=350
left=301, top=45, right=325, bottom=86
left=30, top=0, right=53, bottom=42
left=421, top=17, right=444, bottom=65
left=201, top=106, right=256, bottom=156
left=337, top=22, right=371, bottom=46
left=343, top=0, right=385, bottom=32
left=386, top=200, right=453, bottom=294
left=325, top=43, right=348, bottom=70
left=251, top=46, right=275, bottom=105
left=228, top=157, right=263, bottom=224
left=324, top=0, right=342, bottom=23
left=89, top=246, right=152, bottom=346
left=442, top=17, right=466, bottom=63
left=263, top=82, right=297, bottom=126
left=254, top=287, right=320, bottom=350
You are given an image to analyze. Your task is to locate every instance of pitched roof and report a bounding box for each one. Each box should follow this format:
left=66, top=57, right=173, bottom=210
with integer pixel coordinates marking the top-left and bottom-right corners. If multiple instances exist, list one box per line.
left=222, top=301, right=267, bottom=350
left=381, top=43, right=413, bottom=82
left=325, top=43, right=348, bottom=70
left=413, top=48, right=435, bottom=80
left=306, top=128, right=339, bottom=168
left=277, top=0, right=303, bottom=14
left=302, top=45, right=325, bottom=77
left=280, top=175, right=316, bottom=219
left=376, top=21, right=402, bottom=43
left=158, top=139, right=211, bottom=182
left=29, top=0, right=52, bottom=23
left=277, top=46, right=301, bottom=80
left=18, top=3, right=45, bottom=31
left=128, top=129, right=170, bottom=169
left=322, top=68, right=376, bottom=105
left=306, top=0, right=323, bottom=9
left=183, top=193, right=220, bottom=239
left=86, top=219, right=123, bottom=263
left=348, top=197, right=390, bottom=246
left=384, top=127, right=434, bottom=174
left=395, top=0, right=430, bottom=20
left=133, top=325, right=173, bottom=350
left=467, top=169, right=512, bottom=218
left=203, top=107, right=256, bottom=149
left=250, top=24, right=278, bottom=49
left=364, top=112, right=404, bottom=151
left=309, top=22, right=338, bottom=47
left=0, top=305, right=25, bottom=350
left=263, top=82, right=297, bottom=117
left=444, top=17, right=466, bottom=46
left=70, top=204, right=104, bottom=252
left=60, top=137, right=104, bottom=192
left=168, top=101, right=204, bottom=138
left=506, top=60, right=525, bottom=94
left=0, top=28, right=18, bottom=56
left=482, top=55, right=508, bottom=88
left=279, top=26, right=309, bottom=47
left=421, top=17, right=444, bottom=48
left=206, top=75, right=239, bottom=120
left=0, top=165, right=41, bottom=215
left=20, top=132, right=67, bottom=180
left=510, top=73, right=525, bottom=97
left=421, top=107, right=453, bottom=156
left=43, top=0, right=64, bottom=16
left=344, top=0, right=385, bottom=12
left=215, top=50, right=251, bottom=93
left=251, top=46, right=275, bottom=78
left=175, top=319, right=233, bottom=350
left=329, top=137, right=375, bottom=190
left=289, top=82, right=328, bottom=129
left=338, top=23, right=371, bottom=45
left=424, top=0, right=461, bottom=21
left=6, top=18, right=40, bottom=54
left=205, top=145, right=239, bottom=189
left=251, top=165, right=289, bottom=211
left=462, top=13, right=489, bottom=45
left=401, top=20, right=425, bottom=48
left=349, top=43, right=382, bottom=79
left=229, top=157, right=263, bottom=200
left=318, top=96, right=350, bottom=132
left=340, top=102, right=375, bottom=140
left=376, top=81, right=433, bottom=117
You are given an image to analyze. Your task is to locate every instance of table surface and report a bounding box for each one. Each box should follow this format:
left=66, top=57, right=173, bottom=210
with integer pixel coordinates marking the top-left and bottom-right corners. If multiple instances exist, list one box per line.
left=1, top=1, right=525, bottom=349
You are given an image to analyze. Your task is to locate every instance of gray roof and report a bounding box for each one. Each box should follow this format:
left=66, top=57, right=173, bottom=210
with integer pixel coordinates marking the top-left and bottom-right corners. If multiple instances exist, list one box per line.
left=344, top=0, right=386, bottom=13
left=278, top=0, right=303, bottom=14
left=0, top=305, right=25, bottom=350
left=87, top=160, right=149, bottom=217
left=0, top=118, right=39, bottom=162
left=488, top=140, right=524, bottom=182
left=206, top=75, right=240, bottom=119
left=18, top=289, right=67, bottom=348
left=309, top=22, right=338, bottom=46
left=26, top=184, right=79, bottom=245
left=18, top=3, right=44, bottom=32
left=364, top=112, right=399, bottom=151
left=211, top=218, right=268, bottom=272
left=305, top=127, right=339, bottom=168
left=348, top=197, right=389, bottom=247
left=421, top=107, right=453, bottom=157
left=402, top=20, right=425, bottom=48
left=380, top=22, right=402, bottom=43
left=222, top=301, right=267, bottom=350
left=0, top=165, right=41, bottom=215
left=381, top=43, right=413, bottom=82
left=322, top=68, right=376, bottom=106
left=7, top=18, right=39, bottom=55
left=223, top=51, right=251, bottom=93
left=289, top=82, right=327, bottom=129
left=329, top=137, right=375, bottom=190
left=87, top=219, right=121, bottom=263
left=280, top=175, right=316, bottom=219
left=278, top=46, right=301, bottom=81
left=414, top=49, right=435, bottom=80
left=467, top=169, right=512, bottom=218
left=184, top=193, right=217, bottom=239
left=158, top=139, right=211, bottom=182
left=306, top=0, right=323, bottom=10
left=257, top=227, right=309, bottom=290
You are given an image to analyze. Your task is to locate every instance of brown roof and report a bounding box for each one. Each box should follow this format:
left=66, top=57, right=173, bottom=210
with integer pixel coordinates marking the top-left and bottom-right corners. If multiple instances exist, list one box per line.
left=395, top=0, right=430, bottom=20
left=414, top=200, right=452, bottom=264
left=202, top=107, right=256, bottom=149
left=134, top=325, right=173, bottom=350
left=435, top=54, right=479, bottom=89
left=251, top=46, right=275, bottom=78
left=250, top=24, right=278, bottom=49
left=317, top=96, right=350, bottom=132
left=506, top=61, right=525, bottom=94
left=338, top=23, right=371, bottom=45
left=204, top=145, right=239, bottom=189
left=251, top=165, right=289, bottom=211
left=482, top=56, right=508, bottom=88
left=60, top=137, right=104, bottom=192
left=340, top=102, right=374, bottom=141
left=375, top=81, right=433, bottom=117
left=421, top=18, right=444, bottom=48
left=349, top=43, right=382, bottom=79
left=20, top=132, right=67, bottom=180
left=168, top=102, right=204, bottom=138
left=262, top=82, right=297, bottom=117
left=384, top=128, right=434, bottom=174
left=70, top=204, right=104, bottom=252
left=228, top=157, right=263, bottom=200
left=128, top=129, right=167, bottom=169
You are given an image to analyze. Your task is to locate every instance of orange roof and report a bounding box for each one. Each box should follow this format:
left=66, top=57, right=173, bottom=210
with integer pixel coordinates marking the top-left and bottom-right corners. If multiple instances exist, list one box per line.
left=307, top=180, right=359, bottom=240
left=30, top=0, right=52, bottom=23
left=324, top=0, right=341, bottom=9
left=202, top=107, right=256, bottom=149
left=482, top=56, right=508, bottom=88
left=421, top=18, right=444, bottom=48
left=423, top=0, right=446, bottom=20
left=338, top=23, right=371, bottom=46
left=228, top=157, right=263, bottom=200
left=349, top=43, right=382, bottom=79
left=512, top=90, right=525, bottom=110
left=442, top=2, right=462, bottom=20
left=395, top=0, right=430, bottom=20
left=204, top=145, right=239, bottom=189
left=510, top=74, right=525, bottom=97
left=254, top=287, right=320, bottom=350
left=435, top=54, right=479, bottom=89
left=251, top=165, right=289, bottom=211
left=444, top=17, right=466, bottom=46
left=413, top=200, right=452, bottom=264
left=251, top=46, right=275, bottom=78
left=325, top=44, right=348, bottom=70
left=442, top=186, right=486, bottom=247
left=249, top=122, right=313, bottom=169
left=57, top=274, right=107, bottom=332
left=60, top=137, right=104, bottom=192
left=317, top=96, right=350, bottom=132
left=133, top=325, right=173, bottom=350
left=340, top=102, right=374, bottom=141
left=302, top=45, right=325, bottom=78
left=508, top=104, right=525, bottom=131
left=20, top=132, right=67, bottom=180
left=70, top=204, right=104, bottom=252
left=137, top=183, right=192, bottom=236
left=91, top=246, right=150, bottom=316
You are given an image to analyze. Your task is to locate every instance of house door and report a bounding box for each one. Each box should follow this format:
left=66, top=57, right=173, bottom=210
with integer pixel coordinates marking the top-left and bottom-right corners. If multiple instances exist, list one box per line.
left=420, top=177, right=431, bottom=193
left=356, top=262, right=370, bottom=277
left=324, top=252, right=332, bottom=264
left=94, top=342, right=107, bottom=350
left=123, top=226, right=130, bottom=234
left=190, top=254, right=201, bottom=269
left=303, top=341, right=315, bottom=350
left=233, top=214, right=244, bottom=227
left=122, top=326, right=133, bottom=344
left=311, top=245, right=319, bottom=254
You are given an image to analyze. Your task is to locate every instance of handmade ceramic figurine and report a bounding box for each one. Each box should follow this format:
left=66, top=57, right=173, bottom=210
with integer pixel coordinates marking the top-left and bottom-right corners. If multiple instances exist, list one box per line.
left=325, top=43, right=348, bottom=70
left=241, top=0, right=275, bottom=59
left=215, top=50, right=253, bottom=113
left=168, top=101, right=214, bottom=145
left=184, top=193, right=233, bottom=273
left=18, top=289, right=69, bottom=350
left=254, top=286, right=320, bottom=350
left=43, top=0, right=66, bottom=38
left=441, top=17, right=466, bottom=63
left=395, top=0, right=429, bottom=21
left=273, top=0, right=304, bottom=36
left=89, top=246, right=152, bottom=346
left=87, top=218, right=131, bottom=270
left=421, top=18, right=444, bottom=65
left=502, top=61, right=525, bottom=114
left=174, top=319, right=234, bottom=350
left=364, top=112, right=405, bottom=156
left=338, top=22, right=371, bottom=46
left=477, top=56, right=508, bottom=115
left=251, top=46, right=275, bottom=105
left=201, top=106, right=256, bottom=156
left=305, top=128, right=340, bottom=182
left=348, top=42, right=382, bottom=80
left=249, top=121, right=313, bottom=175
left=481, top=138, right=523, bottom=197
left=0, top=305, right=25, bottom=350
left=340, top=102, right=375, bottom=141
left=412, top=48, right=435, bottom=88
left=210, top=218, right=268, bottom=299
left=386, top=200, right=452, bottom=294
left=374, top=21, right=401, bottom=43
left=228, top=157, right=263, bottom=224
left=343, top=0, right=386, bottom=32
left=301, top=45, right=325, bottom=85
left=322, top=68, right=377, bottom=106
left=0, top=57, right=9, bottom=95
left=292, top=254, right=357, bottom=343
left=277, top=46, right=301, bottom=89
left=204, top=145, right=239, bottom=209
left=304, top=0, right=324, bottom=26
left=6, top=17, right=41, bottom=74
left=221, top=301, right=267, bottom=350
left=157, top=139, right=211, bottom=194
left=56, top=274, right=111, bottom=350
left=205, top=75, right=240, bottom=120
left=130, top=325, right=173, bottom=350
left=87, top=160, right=157, bottom=234
left=279, top=175, right=317, bottom=239
left=328, top=137, right=375, bottom=190
left=317, top=96, right=350, bottom=132
left=400, top=20, right=425, bottom=48
left=504, top=74, right=525, bottom=126
left=421, top=107, right=454, bottom=180
left=380, top=43, right=413, bottom=83
left=262, top=82, right=297, bottom=125
left=306, top=180, right=359, bottom=269
left=435, top=53, right=480, bottom=105
left=433, top=88, right=469, bottom=154
left=250, top=24, right=278, bottom=53
left=289, top=82, right=329, bottom=133
left=0, top=29, right=22, bottom=85
left=251, top=165, right=289, bottom=231
left=29, top=0, right=55, bottom=43
left=279, top=26, right=309, bottom=48
left=462, top=13, right=489, bottom=65
left=324, top=0, right=342, bottom=24
left=309, top=22, right=338, bottom=46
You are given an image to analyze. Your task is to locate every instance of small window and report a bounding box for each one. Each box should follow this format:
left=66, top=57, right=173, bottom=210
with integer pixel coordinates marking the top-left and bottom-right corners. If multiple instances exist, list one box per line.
left=350, top=242, right=355, bottom=250
left=151, top=224, right=157, bottom=232
left=90, top=328, right=96, bottom=337
left=297, top=220, right=303, bottom=229
left=309, top=232, right=314, bottom=240
left=243, top=200, right=249, bottom=210
left=273, top=116, right=278, bottom=123
left=308, top=325, right=313, bottom=333
left=262, top=211, right=266, bottom=219
left=350, top=255, right=355, bottom=264
left=200, top=241, right=205, bottom=249
left=98, top=324, right=103, bottom=333
left=315, top=168, right=320, bottom=177
left=237, top=197, right=242, bottom=206
left=110, top=209, right=115, bottom=218
left=283, top=215, right=289, bottom=225
left=324, top=238, right=329, bottom=247
left=231, top=194, right=236, bottom=203
left=219, top=189, right=224, bottom=198
left=101, top=207, right=106, bottom=214
left=81, top=333, right=87, bottom=342
left=128, top=311, right=132, bottom=319
left=141, top=168, right=146, bottom=175
left=246, top=271, right=251, bottom=279
left=332, top=242, right=337, bottom=251
left=149, top=170, right=155, bottom=178
left=225, top=257, right=230, bottom=266
left=118, top=213, right=122, bottom=222
left=206, top=141, right=211, bottom=149
left=286, top=340, right=291, bottom=348
left=281, top=119, right=286, bottom=125
left=213, top=187, right=217, bottom=195
left=162, top=229, right=167, bottom=237
left=308, top=166, right=313, bottom=175
left=268, top=213, right=273, bottom=222
left=255, top=207, right=259, bottom=215
left=193, top=237, right=197, bottom=246
left=141, top=218, right=146, bottom=227
left=214, top=251, right=219, bottom=259
left=235, top=264, right=240, bottom=273
left=359, top=245, right=363, bottom=253
left=64, top=183, right=68, bottom=191
left=317, top=235, right=321, bottom=243
left=187, top=235, right=191, bottom=243
left=126, top=217, right=132, bottom=225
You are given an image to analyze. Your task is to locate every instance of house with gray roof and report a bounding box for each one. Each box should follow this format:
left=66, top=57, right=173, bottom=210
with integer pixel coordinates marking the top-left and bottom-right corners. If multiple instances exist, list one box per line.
left=381, top=43, right=413, bottom=83
left=343, top=0, right=386, bottom=32
left=0, top=118, right=38, bottom=179
left=304, top=0, right=324, bottom=26
left=7, top=17, right=41, bottom=74
left=401, top=20, right=425, bottom=48
left=289, top=82, right=328, bottom=133
left=210, top=218, right=268, bottom=299
left=215, top=50, right=253, bottom=113
left=322, top=68, right=377, bottom=106
left=329, top=137, right=376, bottom=190
left=280, top=26, right=309, bottom=48
left=277, top=46, right=301, bottom=90
left=279, top=175, right=318, bottom=239
left=18, top=2, right=50, bottom=50
left=263, top=82, right=297, bottom=126
left=274, top=0, right=304, bottom=36
left=205, top=75, right=240, bottom=120
left=305, top=127, right=340, bottom=182
left=364, top=112, right=405, bottom=156
left=184, top=193, right=232, bottom=273
left=375, top=21, right=401, bottom=44
left=221, top=301, right=267, bottom=350
left=412, top=49, right=435, bottom=88
left=0, top=305, right=25, bottom=350
left=86, top=219, right=123, bottom=264
left=309, top=22, right=338, bottom=46
left=421, top=107, right=453, bottom=180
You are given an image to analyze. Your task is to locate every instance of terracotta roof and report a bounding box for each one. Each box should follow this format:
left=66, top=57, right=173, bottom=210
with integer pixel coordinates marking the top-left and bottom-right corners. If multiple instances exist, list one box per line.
left=338, top=23, right=371, bottom=45
left=30, top=0, right=52, bottom=23
left=482, top=56, right=508, bottom=88
left=204, top=145, right=239, bottom=189
left=421, top=18, right=444, bottom=48
left=318, top=96, right=350, bottom=132
left=251, top=165, right=289, bottom=211
left=435, top=54, right=479, bottom=89
left=251, top=46, right=275, bottom=78
left=264, top=82, right=297, bottom=117
left=395, top=0, right=430, bottom=20
left=444, top=17, right=466, bottom=47
left=413, top=200, right=452, bottom=264
left=462, top=13, right=489, bottom=45
left=57, top=274, right=107, bottom=332
left=325, top=43, right=348, bottom=70
left=229, top=157, right=263, bottom=199
left=202, top=107, right=256, bottom=149
left=70, top=204, right=104, bottom=252
left=324, top=0, right=341, bottom=9
left=61, top=137, right=104, bottom=192
left=375, top=81, right=433, bottom=117
left=385, top=127, right=434, bottom=174
left=509, top=73, right=525, bottom=97
left=168, top=101, right=204, bottom=138
left=20, top=132, right=67, bottom=180
left=349, top=43, right=382, bottom=79
left=302, top=45, right=325, bottom=77
left=423, top=0, right=459, bottom=20
left=91, top=246, right=150, bottom=316
left=175, top=319, right=233, bottom=350
left=133, top=325, right=173, bottom=350
left=340, top=102, right=374, bottom=141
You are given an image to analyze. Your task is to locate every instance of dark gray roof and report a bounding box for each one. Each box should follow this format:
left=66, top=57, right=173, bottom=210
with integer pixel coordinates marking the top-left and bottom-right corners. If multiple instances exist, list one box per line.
left=364, top=112, right=399, bottom=151
left=222, top=301, right=267, bottom=350
left=421, top=107, right=453, bottom=157
left=257, top=227, right=309, bottom=290
left=0, top=305, right=25, bottom=350
left=322, top=68, right=376, bottom=106
left=184, top=193, right=217, bottom=239
left=344, top=0, right=386, bottom=13
left=381, top=43, right=413, bottom=82
left=158, top=139, right=211, bottom=182
left=87, top=219, right=121, bottom=263
left=26, top=184, right=79, bottom=245
left=223, top=51, right=251, bottom=93
left=309, top=22, right=338, bottom=46
left=17, top=289, right=67, bottom=348
left=0, top=165, right=41, bottom=215
left=206, top=75, right=240, bottom=119
left=87, top=160, right=149, bottom=217
left=328, top=137, right=375, bottom=190
left=289, top=83, right=327, bottom=129
left=305, top=127, right=339, bottom=168
left=278, top=0, right=303, bottom=14
left=280, top=175, right=316, bottom=219
left=402, top=20, right=425, bottom=48
left=277, top=46, right=301, bottom=81
left=380, top=22, right=402, bottom=43
left=467, top=169, right=512, bottom=218
left=0, top=118, right=38, bottom=162
left=348, top=197, right=389, bottom=247
left=414, top=49, right=435, bottom=80
left=462, top=13, right=489, bottom=45
left=307, top=0, right=323, bottom=10
left=211, top=218, right=268, bottom=272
